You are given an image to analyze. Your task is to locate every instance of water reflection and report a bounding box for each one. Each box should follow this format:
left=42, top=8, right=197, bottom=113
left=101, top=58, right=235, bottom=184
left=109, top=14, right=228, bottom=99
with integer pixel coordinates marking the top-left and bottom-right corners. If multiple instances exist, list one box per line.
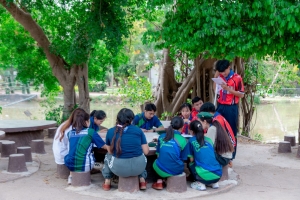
left=250, top=100, right=300, bottom=143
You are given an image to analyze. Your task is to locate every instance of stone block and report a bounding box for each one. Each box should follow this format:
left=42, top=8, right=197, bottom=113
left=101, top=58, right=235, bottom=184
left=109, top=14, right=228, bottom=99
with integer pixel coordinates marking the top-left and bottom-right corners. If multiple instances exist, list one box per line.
left=31, top=139, right=46, bottom=154
left=1, top=141, right=16, bottom=158
left=278, top=141, right=291, bottom=153
left=166, top=172, right=187, bottom=193
left=118, top=176, right=139, bottom=193
left=71, top=171, right=91, bottom=187
left=57, top=164, right=70, bottom=179
left=7, top=154, right=28, bottom=173
left=17, top=146, right=32, bottom=162
left=284, top=136, right=296, bottom=146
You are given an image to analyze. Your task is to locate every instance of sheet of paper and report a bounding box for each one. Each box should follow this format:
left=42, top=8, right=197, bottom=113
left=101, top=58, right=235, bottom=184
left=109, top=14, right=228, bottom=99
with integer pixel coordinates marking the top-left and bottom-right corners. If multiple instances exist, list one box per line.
left=212, top=77, right=226, bottom=85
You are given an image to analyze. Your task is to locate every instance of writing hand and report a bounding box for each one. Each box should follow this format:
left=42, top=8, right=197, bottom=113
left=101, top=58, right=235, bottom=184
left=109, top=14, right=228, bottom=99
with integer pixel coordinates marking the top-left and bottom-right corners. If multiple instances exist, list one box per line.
left=221, top=83, right=230, bottom=91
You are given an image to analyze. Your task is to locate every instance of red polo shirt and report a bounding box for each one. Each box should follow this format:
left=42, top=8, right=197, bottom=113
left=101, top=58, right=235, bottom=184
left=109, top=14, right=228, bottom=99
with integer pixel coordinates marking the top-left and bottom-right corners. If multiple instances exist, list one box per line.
left=217, top=73, right=244, bottom=105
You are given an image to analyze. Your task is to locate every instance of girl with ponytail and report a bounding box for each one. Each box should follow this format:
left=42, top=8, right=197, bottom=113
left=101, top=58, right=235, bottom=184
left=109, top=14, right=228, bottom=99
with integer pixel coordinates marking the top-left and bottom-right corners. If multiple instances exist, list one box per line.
left=187, top=119, right=222, bottom=191
left=152, top=116, right=189, bottom=190
left=102, top=108, right=149, bottom=191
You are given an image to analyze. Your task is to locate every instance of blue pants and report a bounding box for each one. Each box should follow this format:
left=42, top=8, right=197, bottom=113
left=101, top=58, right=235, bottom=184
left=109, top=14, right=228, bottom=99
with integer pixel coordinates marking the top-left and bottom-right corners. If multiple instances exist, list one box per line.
left=217, top=104, right=238, bottom=159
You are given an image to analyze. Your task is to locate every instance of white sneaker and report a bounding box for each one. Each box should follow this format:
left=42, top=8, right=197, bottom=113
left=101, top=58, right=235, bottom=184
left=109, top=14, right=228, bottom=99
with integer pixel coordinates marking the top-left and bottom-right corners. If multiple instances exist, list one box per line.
left=211, top=182, right=219, bottom=189
left=67, top=175, right=72, bottom=185
left=191, top=181, right=206, bottom=191
left=94, top=162, right=104, bottom=170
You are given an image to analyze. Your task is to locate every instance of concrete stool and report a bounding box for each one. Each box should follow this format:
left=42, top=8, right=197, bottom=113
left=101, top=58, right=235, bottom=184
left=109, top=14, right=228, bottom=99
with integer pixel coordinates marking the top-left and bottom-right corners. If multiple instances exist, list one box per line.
left=0, top=131, right=5, bottom=139
left=118, top=176, right=139, bottom=193
left=7, top=154, right=28, bottom=173
left=166, top=172, right=187, bottom=193
left=1, top=141, right=16, bottom=158
left=71, top=171, right=91, bottom=186
left=284, top=136, right=296, bottom=146
left=31, top=139, right=46, bottom=154
left=48, top=127, right=57, bottom=139
left=0, top=140, right=10, bottom=153
left=278, top=141, right=291, bottom=153
left=297, top=145, right=300, bottom=158
left=57, top=164, right=70, bottom=179
left=220, top=165, right=229, bottom=181
left=17, top=147, right=32, bottom=162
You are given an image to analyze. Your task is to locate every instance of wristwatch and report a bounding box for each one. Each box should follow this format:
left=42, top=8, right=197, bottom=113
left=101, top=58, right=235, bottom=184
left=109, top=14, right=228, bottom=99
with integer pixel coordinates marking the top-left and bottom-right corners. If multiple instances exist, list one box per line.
left=153, top=128, right=156, bottom=132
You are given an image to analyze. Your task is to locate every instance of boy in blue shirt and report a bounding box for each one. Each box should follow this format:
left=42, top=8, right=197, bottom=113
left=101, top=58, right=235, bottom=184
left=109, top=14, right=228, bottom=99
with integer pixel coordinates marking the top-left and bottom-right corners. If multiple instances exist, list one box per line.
left=132, top=103, right=165, bottom=132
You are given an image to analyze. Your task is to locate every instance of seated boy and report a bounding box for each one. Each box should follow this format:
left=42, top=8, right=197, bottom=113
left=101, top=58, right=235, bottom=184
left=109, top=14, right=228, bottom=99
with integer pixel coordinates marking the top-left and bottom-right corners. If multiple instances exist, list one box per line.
left=191, top=96, right=204, bottom=120
left=132, top=103, right=165, bottom=132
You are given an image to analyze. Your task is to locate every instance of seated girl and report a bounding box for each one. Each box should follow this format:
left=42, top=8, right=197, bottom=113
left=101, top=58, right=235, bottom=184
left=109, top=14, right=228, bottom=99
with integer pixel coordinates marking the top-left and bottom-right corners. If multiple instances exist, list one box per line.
left=187, top=120, right=222, bottom=191
left=152, top=116, right=189, bottom=190
left=197, top=111, right=234, bottom=167
left=102, top=108, right=149, bottom=191
left=180, top=103, right=193, bottom=135
left=64, top=110, right=107, bottom=177
left=52, top=108, right=85, bottom=184
left=89, top=110, right=107, bottom=133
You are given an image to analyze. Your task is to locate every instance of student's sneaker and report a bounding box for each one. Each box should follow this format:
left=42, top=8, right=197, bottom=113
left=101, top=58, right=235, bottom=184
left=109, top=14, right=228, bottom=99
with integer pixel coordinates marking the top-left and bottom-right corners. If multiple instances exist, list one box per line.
left=211, top=182, right=219, bottom=189
left=67, top=175, right=72, bottom=185
left=191, top=181, right=206, bottom=191
left=94, top=162, right=104, bottom=170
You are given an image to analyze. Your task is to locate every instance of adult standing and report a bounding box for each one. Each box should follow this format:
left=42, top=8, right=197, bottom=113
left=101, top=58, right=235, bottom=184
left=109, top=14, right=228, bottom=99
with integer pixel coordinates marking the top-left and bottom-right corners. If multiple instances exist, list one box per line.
left=214, top=60, right=244, bottom=159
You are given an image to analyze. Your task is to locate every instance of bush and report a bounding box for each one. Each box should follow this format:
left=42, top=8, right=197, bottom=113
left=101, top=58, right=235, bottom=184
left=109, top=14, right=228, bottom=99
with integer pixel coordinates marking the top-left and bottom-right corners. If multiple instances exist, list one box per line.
left=89, top=81, right=107, bottom=92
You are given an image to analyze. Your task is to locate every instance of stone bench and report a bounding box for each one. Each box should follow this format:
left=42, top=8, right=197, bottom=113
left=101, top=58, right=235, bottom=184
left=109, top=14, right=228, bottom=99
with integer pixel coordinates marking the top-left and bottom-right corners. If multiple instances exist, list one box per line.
left=1, top=141, right=16, bottom=158
left=0, top=140, right=10, bottom=153
left=7, top=154, right=28, bottom=173
left=17, top=146, right=32, bottom=162
left=48, top=127, right=58, bottom=139
left=278, top=141, right=291, bottom=153
left=166, top=172, right=187, bottom=193
left=220, top=165, right=229, bottom=181
left=57, top=164, right=70, bottom=179
left=31, top=139, right=46, bottom=154
left=284, top=136, right=296, bottom=146
left=0, top=131, right=5, bottom=139
left=118, top=176, right=139, bottom=193
left=71, top=171, right=91, bottom=187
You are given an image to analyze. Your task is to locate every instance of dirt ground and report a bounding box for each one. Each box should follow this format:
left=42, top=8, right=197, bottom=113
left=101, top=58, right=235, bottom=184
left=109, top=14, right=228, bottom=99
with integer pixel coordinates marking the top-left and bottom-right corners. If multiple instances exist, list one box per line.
left=0, top=136, right=299, bottom=200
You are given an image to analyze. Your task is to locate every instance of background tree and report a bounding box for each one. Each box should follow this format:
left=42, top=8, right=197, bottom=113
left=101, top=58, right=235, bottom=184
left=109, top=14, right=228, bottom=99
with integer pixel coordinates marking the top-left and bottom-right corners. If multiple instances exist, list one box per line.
left=143, top=0, right=300, bottom=133
left=0, top=0, right=143, bottom=118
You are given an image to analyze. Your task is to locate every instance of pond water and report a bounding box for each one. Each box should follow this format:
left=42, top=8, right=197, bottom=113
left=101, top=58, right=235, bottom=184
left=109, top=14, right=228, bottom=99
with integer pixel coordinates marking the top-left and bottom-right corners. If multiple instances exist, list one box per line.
left=1, top=97, right=299, bottom=143
left=249, top=99, right=300, bottom=143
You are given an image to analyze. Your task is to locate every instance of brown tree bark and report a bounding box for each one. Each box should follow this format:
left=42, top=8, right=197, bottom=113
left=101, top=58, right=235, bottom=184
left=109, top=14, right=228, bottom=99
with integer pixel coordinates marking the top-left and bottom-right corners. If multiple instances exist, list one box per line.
left=0, top=0, right=90, bottom=117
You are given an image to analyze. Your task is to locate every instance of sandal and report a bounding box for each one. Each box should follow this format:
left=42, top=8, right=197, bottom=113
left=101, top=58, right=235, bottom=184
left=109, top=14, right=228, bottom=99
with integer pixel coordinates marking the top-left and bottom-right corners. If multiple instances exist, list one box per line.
left=139, top=181, right=147, bottom=190
left=102, top=183, right=111, bottom=191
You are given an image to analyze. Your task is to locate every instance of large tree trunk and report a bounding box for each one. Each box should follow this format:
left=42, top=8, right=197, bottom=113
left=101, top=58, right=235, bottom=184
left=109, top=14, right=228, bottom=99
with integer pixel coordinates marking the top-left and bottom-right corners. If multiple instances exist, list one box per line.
left=1, top=0, right=90, bottom=117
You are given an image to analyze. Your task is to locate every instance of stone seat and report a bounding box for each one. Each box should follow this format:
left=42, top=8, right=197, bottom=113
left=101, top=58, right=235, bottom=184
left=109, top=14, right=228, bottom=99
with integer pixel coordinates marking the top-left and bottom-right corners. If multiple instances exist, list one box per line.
left=71, top=171, right=91, bottom=187
left=31, top=139, right=46, bottom=154
left=57, top=164, right=70, bottom=179
left=7, top=154, right=28, bottom=173
left=1, top=141, right=16, bottom=158
left=278, top=141, right=291, bottom=153
left=48, top=127, right=57, bottom=139
left=166, top=172, right=187, bottom=193
left=118, top=176, right=139, bottom=193
left=284, top=136, right=296, bottom=146
left=220, top=165, right=229, bottom=181
left=17, top=146, right=32, bottom=162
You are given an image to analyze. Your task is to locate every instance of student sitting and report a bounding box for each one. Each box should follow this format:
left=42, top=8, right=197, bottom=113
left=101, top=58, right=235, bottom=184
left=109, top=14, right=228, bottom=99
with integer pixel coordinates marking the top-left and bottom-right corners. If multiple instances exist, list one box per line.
left=197, top=111, right=234, bottom=167
left=191, top=96, right=204, bottom=120
left=53, top=108, right=86, bottom=185
left=102, top=108, right=149, bottom=191
left=180, top=103, right=193, bottom=135
left=187, top=120, right=222, bottom=191
left=152, top=116, right=189, bottom=190
left=132, top=103, right=165, bottom=133
left=64, top=110, right=107, bottom=175
left=89, top=110, right=107, bottom=133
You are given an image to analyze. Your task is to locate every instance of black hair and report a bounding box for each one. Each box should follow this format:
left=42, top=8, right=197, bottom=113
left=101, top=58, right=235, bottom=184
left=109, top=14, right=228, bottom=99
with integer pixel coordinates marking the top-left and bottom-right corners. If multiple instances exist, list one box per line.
left=179, top=102, right=192, bottom=112
left=189, top=120, right=205, bottom=147
left=216, top=60, right=230, bottom=72
left=145, top=103, right=156, bottom=112
left=72, top=109, right=90, bottom=134
left=199, top=102, right=216, bottom=113
left=110, top=108, right=135, bottom=157
left=212, top=121, right=234, bottom=154
left=90, top=110, right=106, bottom=120
left=192, top=96, right=203, bottom=104
left=164, top=116, right=184, bottom=142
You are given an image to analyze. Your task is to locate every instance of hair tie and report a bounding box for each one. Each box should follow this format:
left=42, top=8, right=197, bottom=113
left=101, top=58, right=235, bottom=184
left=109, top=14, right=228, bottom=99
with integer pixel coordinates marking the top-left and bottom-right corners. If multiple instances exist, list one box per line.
left=197, top=124, right=200, bottom=128
left=117, top=124, right=123, bottom=128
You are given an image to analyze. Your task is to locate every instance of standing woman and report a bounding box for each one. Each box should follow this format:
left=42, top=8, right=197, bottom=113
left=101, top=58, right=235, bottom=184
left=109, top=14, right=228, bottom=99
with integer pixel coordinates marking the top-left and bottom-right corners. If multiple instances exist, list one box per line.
left=152, top=116, right=189, bottom=190
left=188, top=120, right=222, bottom=191
left=102, top=108, right=149, bottom=191
left=64, top=110, right=106, bottom=173
left=90, top=110, right=107, bottom=133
